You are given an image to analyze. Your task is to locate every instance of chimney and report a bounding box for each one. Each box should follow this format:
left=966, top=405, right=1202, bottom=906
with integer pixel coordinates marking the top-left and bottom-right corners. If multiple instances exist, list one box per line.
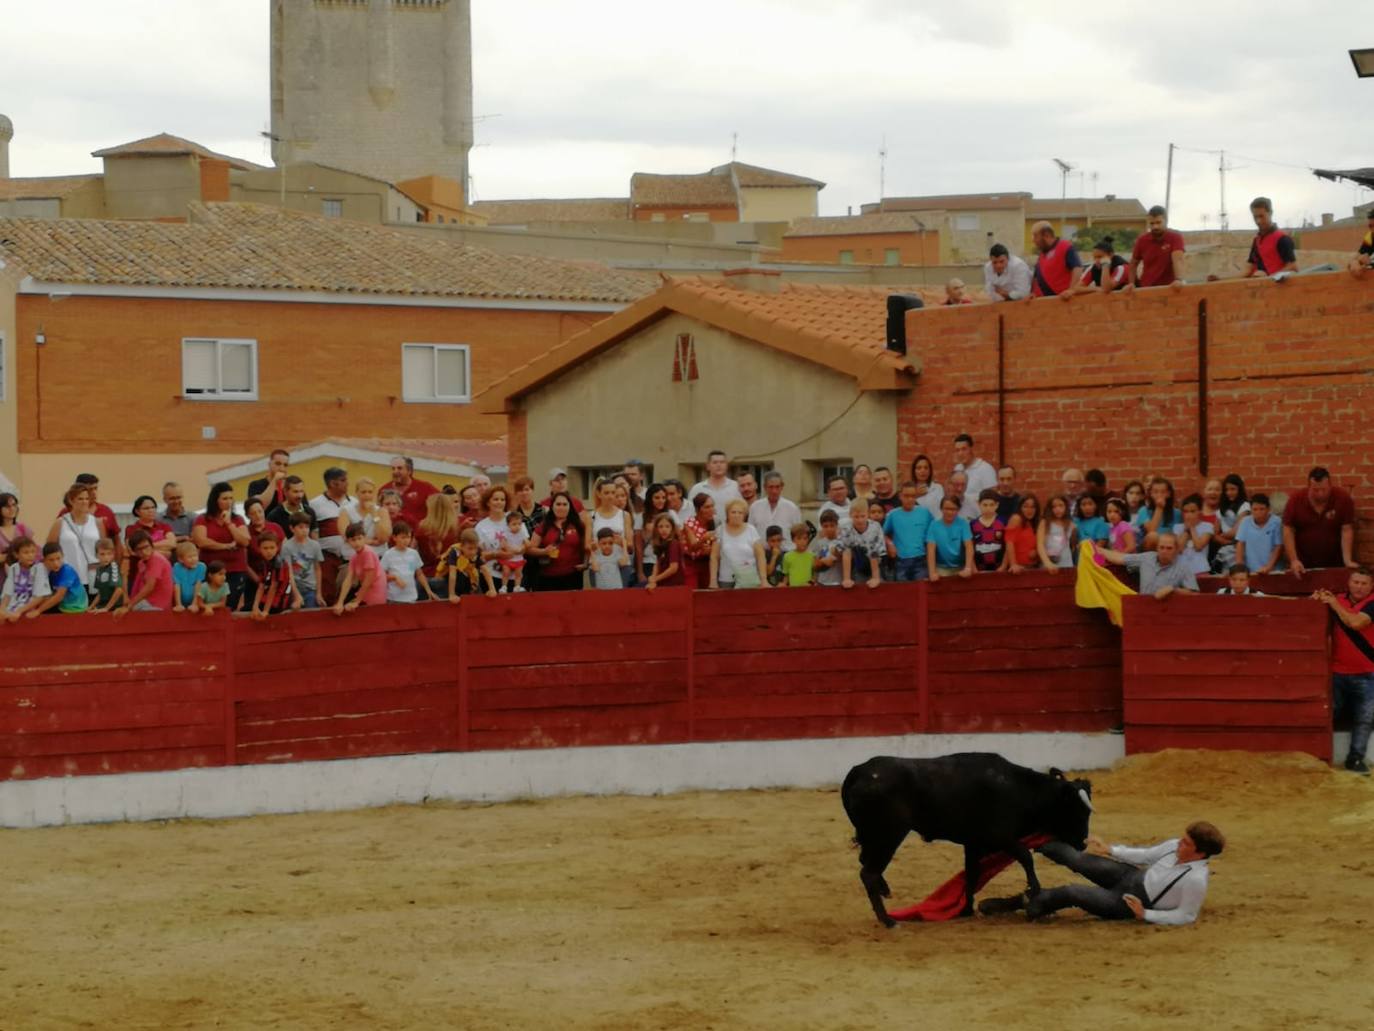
left=1322, top=212, right=1334, bottom=226
left=0, top=114, right=12, bottom=179
left=886, top=294, right=924, bottom=355
left=1104, top=193, right=1116, bottom=201
left=722, top=267, right=782, bottom=294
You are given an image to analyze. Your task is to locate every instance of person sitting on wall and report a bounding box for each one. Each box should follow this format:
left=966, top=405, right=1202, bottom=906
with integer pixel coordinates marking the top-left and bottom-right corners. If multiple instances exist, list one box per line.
left=1242, top=196, right=1298, bottom=279
left=1096, top=532, right=1198, bottom=599
left=1314, top=567, right=1374, bottom=775
left=1283, top=467, right=1358, bottom=577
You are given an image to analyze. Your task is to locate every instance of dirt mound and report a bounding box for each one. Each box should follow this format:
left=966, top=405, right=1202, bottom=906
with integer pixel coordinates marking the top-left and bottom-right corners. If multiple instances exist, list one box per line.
left=1100, top=748, right=1339, bottom=803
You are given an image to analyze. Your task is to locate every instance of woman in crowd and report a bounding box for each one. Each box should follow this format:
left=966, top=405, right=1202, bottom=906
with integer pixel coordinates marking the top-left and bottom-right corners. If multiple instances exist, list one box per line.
left=709, top=498, right=767, bottom=589
left=851, top=464, right=875, bottom=503
left=583, top=479, right=633, bottom=572
left=475, top=485, right=517, bottom=592
left=638, top=483, right=671, bottom=584
left=0, top=492, right=30, bottom=590
left=611, top=477, right=641, bottom=585
left=1037, top=494, right=1077, bottom=572
left=1002, top=493, right=1041, bottom=573
left=416, top=493, right=460, bottom=586
left=910, top=454, right=944, bottom=515
left=682, top=494, right=717, bottom=589
left=123, top=494, right=177, bottom=588
left=191, top=482, right=251, bottom=609
left=1211, top=473, right=1250, bottom=571
left=340, top=477, right=392, bottom=555
left=46, top=483, right=103, bottom=589
left=1122, top=480, right=1146, bottom=520
left=1073, top=493, right=1110, bottom=545
left=379, top=488, right=404, bottom=533
left=242, top=498, right=286, bottom=598
left=509, top=476, right=546, bottom=590
left=1133, top=477, right=1179, bottom=550
left=530, top=491, right=584, bottom=591
left=457, top=485, right=484, bottom=533
left=643, top=512, right=684, bottom=589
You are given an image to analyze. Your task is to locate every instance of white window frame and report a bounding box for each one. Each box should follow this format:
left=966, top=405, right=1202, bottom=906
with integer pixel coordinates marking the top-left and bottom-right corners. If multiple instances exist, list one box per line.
left=955, top=213, right=980, bottom=231
left=402, top=343, right=472, bottom=404
left=181, top=337, right=258, bottom=401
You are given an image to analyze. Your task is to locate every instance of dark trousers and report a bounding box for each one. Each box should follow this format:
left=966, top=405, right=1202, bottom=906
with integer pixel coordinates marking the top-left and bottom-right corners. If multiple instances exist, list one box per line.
left=1033, top=841, right=1147, bottom=920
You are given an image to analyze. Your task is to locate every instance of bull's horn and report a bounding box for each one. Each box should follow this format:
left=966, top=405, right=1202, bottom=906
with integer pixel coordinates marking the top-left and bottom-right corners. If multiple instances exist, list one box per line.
left=1078, top=788, right=1095, bottom=813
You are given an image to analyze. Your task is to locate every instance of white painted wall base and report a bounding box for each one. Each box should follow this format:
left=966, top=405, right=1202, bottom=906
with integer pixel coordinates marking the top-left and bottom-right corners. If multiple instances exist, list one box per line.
left=0, top=733, right=1126, bottom=829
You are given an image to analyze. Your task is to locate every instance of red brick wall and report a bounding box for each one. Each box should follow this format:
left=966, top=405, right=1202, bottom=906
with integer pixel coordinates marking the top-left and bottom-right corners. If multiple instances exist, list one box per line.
left=778, top=230, right=942, bottom=267
left=198, top=158, right=231, bottom=203
left=898, top=272, right=1374, bottom=559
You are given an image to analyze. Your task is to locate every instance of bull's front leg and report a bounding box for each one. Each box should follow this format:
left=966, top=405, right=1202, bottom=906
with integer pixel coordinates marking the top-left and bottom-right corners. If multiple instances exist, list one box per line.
left=1006, top=842, right=1041, bottom=898
left=960, top=846, right=982, bottom=917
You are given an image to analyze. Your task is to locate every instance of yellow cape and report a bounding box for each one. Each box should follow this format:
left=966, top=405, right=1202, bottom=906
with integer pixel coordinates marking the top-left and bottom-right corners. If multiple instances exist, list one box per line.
left=1073, top=540, right=1136, bottom=627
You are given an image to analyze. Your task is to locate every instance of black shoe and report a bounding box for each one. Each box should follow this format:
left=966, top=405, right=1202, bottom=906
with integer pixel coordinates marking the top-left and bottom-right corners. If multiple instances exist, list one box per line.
left=1345, top=757, right=1370, bottom=776
left=978, top=893, right=1027, bottom=916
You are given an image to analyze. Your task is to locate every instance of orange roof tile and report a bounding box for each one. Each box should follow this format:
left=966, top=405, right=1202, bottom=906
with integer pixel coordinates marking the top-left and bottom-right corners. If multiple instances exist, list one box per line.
left=630, top=172, right=738, bottom=209
left=711, top=162, right=825, bottom=189
left=879, top=192, right=1030, bottom=212
left=1025, top=197, right=1147, bottom=220
left=479, top=276, right=941, bottom=412
left=92, top=133, right=264, bottom=171
left=786, top=213, right=927, bottom=237
left=0, top=174, right=103, bottom=201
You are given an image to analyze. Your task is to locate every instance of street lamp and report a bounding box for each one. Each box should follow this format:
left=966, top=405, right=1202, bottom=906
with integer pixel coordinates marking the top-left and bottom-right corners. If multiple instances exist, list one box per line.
left=1350, top=48, right=1374, bottom=77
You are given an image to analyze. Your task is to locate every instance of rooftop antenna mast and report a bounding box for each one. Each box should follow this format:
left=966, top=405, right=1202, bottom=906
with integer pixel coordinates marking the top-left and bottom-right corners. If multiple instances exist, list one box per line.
left=1053, top=157, right=1076, bottom=222
left=879, top=134, right=888, bottom=199
left=731, top=131, right=738, bottom=162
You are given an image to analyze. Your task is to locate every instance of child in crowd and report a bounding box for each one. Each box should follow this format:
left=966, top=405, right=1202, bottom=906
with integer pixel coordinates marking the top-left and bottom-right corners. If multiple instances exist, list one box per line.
left=840, top=500, right=886, bottom=588
left=283, top=512, right=324, bottom=608
left=32, top=543, right=87, bottom=614
left=381, top=522, right=432, bottom=604
left=88, top=538, right=125, bottom=613
left=0, top=538, right=49, bottom=620
left=1003, top=494, right=1041, bottom=573
left=1211, top=474, right=1251, bottom=572
left=171, top=540, right=206, bottom=613
left=927, top=495, right=974, bottom=579
left=883, top=481, right=933, bottom=582
left=969, top=489, right=1006, bottom=574
left=497, top=509, right=529, bottom=593
left=644, top=513, right=684, bottom=590
left=1174, top=494, right=1215, bottom=577
left=121, top=530, right=174, bottom=613
left=1234, top=493, right=1284, bottom=574
left=444, top=528, right=490, bottom=601
left=810, top=511, right=845, bottom=586
left=1038, top=495, right=1077, bottom=571
left=333, top=522, right=387, bottom=614
left=1134, top=477, right=1179, bottom=550
left=251, top=534, right=298, bottom=620
left=1122, top=480, right=1146, bottom=520
left=1073, top=494, right=1110, bottom=545
left=1104, top=498, right=1137, bottom=553
left=1199, top=478, right=1223, bottom=531
left=1216, top=564, right=1264, bottom=596
left=590, top=527, right=630, bottom=590
left=764, top=525, right=787, bottom=586
left=782, top=523, right=816, bottom=587
left=868, top=500, right=895, bottom=580
left=192, top=561, right=230, bottom=615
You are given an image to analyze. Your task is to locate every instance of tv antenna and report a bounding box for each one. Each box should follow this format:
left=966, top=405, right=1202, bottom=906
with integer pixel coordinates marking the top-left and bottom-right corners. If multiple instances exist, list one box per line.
left=879, top=134, right=888, bottom=199
left=1053, top=158, right=1076, bottom=221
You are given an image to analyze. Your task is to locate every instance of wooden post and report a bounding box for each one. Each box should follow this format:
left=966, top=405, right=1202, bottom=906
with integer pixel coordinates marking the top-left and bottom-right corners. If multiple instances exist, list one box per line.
left=685, top=588, right=697, bottom=743
left=221, top=612, right=237, bottom=766
left=916, top=580, right=930, bottom=733
left=455, top=600, right=470, bottom=752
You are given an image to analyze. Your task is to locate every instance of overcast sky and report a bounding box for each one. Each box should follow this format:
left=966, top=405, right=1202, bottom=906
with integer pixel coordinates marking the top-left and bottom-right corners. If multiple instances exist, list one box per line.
left=2, top=1, right=1370, bottom=230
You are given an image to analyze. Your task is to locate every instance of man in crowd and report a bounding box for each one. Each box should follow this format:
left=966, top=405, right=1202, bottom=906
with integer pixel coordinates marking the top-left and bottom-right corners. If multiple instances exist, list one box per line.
left=984, top=243, right=1031, bottom=302
left=943, top=278, right=973, bottom=306
left=749, top=471, right=801, bottom=548
left=1243, top=196, right=1298, bottom=278
left=389, top=456, right=438, bottom=528
left=818, top=476, right=853, bottom=523
left=1098, top=532, right=1198, bottom=598
left=267, top=475, right=318, bottom=536
left=1347, top=207, right=1374, bottom=277
left=1315, top=568, right=1374, bottom=775
left=1061, top=468, right=1086, bottom=513
left=953, top=434, right=997, bottom=500
left=1284, top=467, right=1357, bottom=576
left=1079, top=468, right=1108, bottom=517
left=947, top=471, right=977, bottom=520
left=1029, top=221, right=1082, bottom=298
left=161, top=481, right=194, bottom=541
left=1129, top=205, right=1186, bottom=288
left=737, top=472, right=760, bottom=506
left=663, top=479, right=687, bottom=527
left=544, top=468, right=585, bottom=512
left=994, top=466, right=1021, bottom=524
left=872, top=467, right=899, bottom=512
left=468, top=473, right=492, bottom=495
left=248, top=448, right=291, bottom=510
left=623, top=460, right=648, bottom=502
left=688, top=450, right=742, bottom=512
left=310, top=467, right=353, bottom=606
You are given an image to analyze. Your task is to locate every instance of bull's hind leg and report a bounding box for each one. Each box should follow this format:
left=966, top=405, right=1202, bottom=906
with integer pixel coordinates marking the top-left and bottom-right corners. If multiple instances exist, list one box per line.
left=960, top=846, right=983, bottom=917
left=856, top=827, right=907, bottom=928
left=1006, top=841, right=1042, bottom=898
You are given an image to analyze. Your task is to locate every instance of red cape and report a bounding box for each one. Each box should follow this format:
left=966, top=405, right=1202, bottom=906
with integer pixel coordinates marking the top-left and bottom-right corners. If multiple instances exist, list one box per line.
left=888, top=833, right=1051, bottom=922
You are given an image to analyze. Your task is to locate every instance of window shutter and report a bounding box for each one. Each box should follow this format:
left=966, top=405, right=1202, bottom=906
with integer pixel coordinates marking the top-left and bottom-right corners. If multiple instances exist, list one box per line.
left=183, top=340, right=218, bottom=393
left=434, top=347, right=468, bottom=398
left=220, top=342, right=254, bottom=393
left=402, top=345, right=434, bottom=400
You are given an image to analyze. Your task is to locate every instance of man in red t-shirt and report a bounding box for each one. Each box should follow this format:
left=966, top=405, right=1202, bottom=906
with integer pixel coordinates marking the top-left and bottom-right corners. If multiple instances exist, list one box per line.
left=1315, top=568, right=1374, bottom=774
left=1283, top=467, right=1357, bottom=576
left=541, top=467, right=585, bottom=513
left=1243, top=197, right=1297, bottom=278
left=388, top=456, right=438, bottom=528
left=1130, top=205, right=1186, bottom=288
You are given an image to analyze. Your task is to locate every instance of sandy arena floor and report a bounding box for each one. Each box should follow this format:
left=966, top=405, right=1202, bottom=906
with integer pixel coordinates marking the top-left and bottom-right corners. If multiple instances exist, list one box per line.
left=3, top=749, right=1373, bottom=1030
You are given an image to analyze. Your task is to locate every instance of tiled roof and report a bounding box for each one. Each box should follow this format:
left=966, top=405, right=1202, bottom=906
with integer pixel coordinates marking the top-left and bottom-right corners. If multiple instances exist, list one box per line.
left=0, top=202, right=658, bottom=304
left=1025, top=197, right=1147, bottom=219
left=630, top=172, right=738, bottom=209
left=471, top=198, right=631, bottom=223
left=91, top=133, right=264, bottom=171
left=0, top=174, right=103, bottom=201
left=880, top=192, right=1030, bottom=212
left=711, top=162, right=825, bottom=189
left=785, top=213, right=926, bottom=237
left=479, top=275, right=940, bottom=412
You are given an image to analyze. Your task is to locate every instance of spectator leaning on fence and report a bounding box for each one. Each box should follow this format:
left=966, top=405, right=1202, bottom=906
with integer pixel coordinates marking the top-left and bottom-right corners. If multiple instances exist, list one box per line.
left=1284, top=467, right=1357, bottom=576
left=1314, top=568, right=1374, bottom=775
left=1098, top=532, right=1199, bottom=599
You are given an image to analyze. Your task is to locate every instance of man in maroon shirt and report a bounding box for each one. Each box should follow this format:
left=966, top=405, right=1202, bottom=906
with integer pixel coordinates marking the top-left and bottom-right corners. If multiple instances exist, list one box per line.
left=1283, top=467, right=1357, bottom=576
left=1130, top=205, right=1186, bottom=288
left=388, top=456, right=438, bottom=528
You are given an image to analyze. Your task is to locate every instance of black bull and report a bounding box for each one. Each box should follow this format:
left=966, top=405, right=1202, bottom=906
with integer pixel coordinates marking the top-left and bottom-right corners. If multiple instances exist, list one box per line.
left=841, top=753, right=1094, bottom=927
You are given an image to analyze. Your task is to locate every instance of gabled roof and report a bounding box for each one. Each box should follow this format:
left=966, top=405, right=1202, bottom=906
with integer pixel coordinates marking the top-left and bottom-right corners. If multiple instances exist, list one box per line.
left=471, top=197, right=631, bottom=223
left=92, top=133, right=264, bottom=171
left=786, top=213, right=926, bottom=237
left=710, top=161, right=826, bottom=189
left=630, top=172, right=739, bottom=209
left=0, top=174, right=103, bottom=201
left=880, top=192, right=1030, bottom=212
left=208, top=437, right=507, bottom=481
left=479, top=275, right=929, bottom=412
left=0, top=202, right=657, bottom=304
left=1024, top=197, right=1146, bottom=219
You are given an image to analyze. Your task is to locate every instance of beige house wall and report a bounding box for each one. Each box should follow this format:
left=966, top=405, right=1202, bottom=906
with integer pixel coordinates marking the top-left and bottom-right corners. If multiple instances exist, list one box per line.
left=231, top=164, right=423, bottom=224
left=60, top=179, right=107, bottom=219
left=0, top=269, right=16, bottom=493
left=18, top=451, right=256, bottom=514
left=908, top=208, right=1025, bottom=264
left=102, top=155, right=201, bottom=220
left=522, top=313, right=899, bottom=510
left=737, top=186, right=819, bottom=224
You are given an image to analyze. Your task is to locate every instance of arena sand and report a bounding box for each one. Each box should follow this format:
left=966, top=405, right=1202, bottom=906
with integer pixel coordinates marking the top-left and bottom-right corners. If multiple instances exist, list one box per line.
left=3, top=749, right=1372, bottom=1030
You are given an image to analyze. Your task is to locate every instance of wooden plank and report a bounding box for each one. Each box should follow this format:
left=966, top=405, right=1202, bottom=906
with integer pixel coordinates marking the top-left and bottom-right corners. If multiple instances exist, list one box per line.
left=916, top=578, right=929, bottom=732
left=233, top=629, right=437, bottom=675
left=470, top=658, right=685, bottom=690
left=471, top=680, right=686, bottom=712
left=465, top=588, right=688, bottom=640
left=929, top=647, right=1121, bottom=674
left=929, top=688, right=1121, bottom=716
left=1122, top=623, right=1326, bottom=653
left=4, top=746, right=225, bottom=781
left=466, top=631, right=686, bottom=668
left=0, top=700, right=224, bottom=735
left=936, top=624, right=1121, bottom=652
left=0, top=656, right=225, bottom=689
left=692, top=608, right=917, bottom=645
left=0, top=723, right=224, bottom=759
left=461, top=587, right=686, bottom=623
left=1125, top=699, right=1330, bottom=727
left=469, top=722, right=690, bottom=750
left=235, top=683, right=456, bottom=721
left=928, top=668, right=1121, bottom=697
left=929, top=711, right=1118, bottom=734
left=691, top=713, right=919, bottom=743
left=236, top=729, right=447, bottom=765
left=691, top=584, right=912, bottom=617
left=0, top=677, right=224, bottom=711
left=1123, top=674, right=1329, bottom=702
left=692, top=692, right=922, bottom=721
left=693, top=647, right=916, bottom=679
left=235, top=707, right=450, bottom=746
left=695, top=669, right=916, bottom=701
left=469, top=701, right=689, bottom=732
left=234, top=656, right=457, bottom=701
left=232, top=604, right=457, bottom=645
left=0, top=613, right=227, bottom=640
left=1126, top=726, right=1332, bottom=761
left=1124, top=651, right=1328, bottom=677
left=929, top=606, right=1110, bottom=630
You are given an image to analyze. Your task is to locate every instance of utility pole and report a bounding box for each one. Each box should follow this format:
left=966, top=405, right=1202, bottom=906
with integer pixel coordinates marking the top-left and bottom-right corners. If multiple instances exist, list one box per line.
left=1164, top=142, right=1175, bottom=217
left=1053, top=158, right=1076, bottom=227
left=731, top=131, right=738, bottom=162
left=879, top=135, right=888, bottom=200
left=260, top=130, right=287, bottom=208
left=1219, top=150, right=1228, bottom=231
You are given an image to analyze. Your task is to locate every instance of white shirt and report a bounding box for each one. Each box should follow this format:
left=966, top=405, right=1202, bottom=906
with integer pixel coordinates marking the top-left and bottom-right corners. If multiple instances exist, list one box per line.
left=817, top=500, right=853, bottom=525
left=748, top=496, right=802, bottom=551
left=1110, top=839, right=1211, bottom=926
left=916, top=483, right=945, bottom=516
left=955, top=457, right=998, bottom=501
left=688, top=478, right=742, bottom=515
left=310, top=492, right=354, bottom=558
left=1172, top=521, right=1215, bottom=576
left=717, top=522, right=761, bottom=583
left=380, top=546, right=424, bottom=603
left=984, top=254, right=1032, bottom=301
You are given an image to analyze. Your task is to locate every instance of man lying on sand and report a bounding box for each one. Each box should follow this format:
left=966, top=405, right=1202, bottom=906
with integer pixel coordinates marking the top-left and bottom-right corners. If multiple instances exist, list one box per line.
left=980, top=822, right=1225, bottom=925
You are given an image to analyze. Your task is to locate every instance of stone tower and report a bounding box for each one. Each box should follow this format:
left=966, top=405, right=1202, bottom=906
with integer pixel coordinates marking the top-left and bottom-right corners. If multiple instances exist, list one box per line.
left=270, top=0, right=473, bottom=199
left=0, top=113, right=12, bottom=178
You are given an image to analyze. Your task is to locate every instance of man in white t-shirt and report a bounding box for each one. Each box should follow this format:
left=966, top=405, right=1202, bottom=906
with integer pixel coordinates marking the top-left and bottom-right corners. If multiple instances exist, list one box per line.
left=688, top=450, right=742, bottom=513
left=309, top=467, right=355, bottom=560
left=748, top=471, right=803, bottom=550
left=664, top=480, right=688, bottom=528
left=817, top=476, right=853, bottom=524
left=953, top=433, right=997, bottom=500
